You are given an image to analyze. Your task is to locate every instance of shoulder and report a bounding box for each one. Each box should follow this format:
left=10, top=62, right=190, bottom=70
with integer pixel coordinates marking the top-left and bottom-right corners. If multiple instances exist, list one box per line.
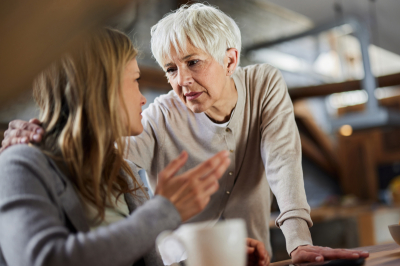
left=142, top=90, right=190, bottom=122
left=236, top=64, right=287, bottom=96
left=239, top=63, right=284, bottom=83
left=0, top=144, right=49, bottom=168
left=0, top=145, right=56, bottom=186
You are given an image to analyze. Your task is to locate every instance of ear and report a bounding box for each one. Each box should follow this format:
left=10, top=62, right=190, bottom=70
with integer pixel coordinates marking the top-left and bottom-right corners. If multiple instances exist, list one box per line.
left=225, top=48, right=239, bottom=76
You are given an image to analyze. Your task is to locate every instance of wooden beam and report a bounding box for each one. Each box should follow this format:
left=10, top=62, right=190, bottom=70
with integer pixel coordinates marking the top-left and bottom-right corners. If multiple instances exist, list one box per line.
left=299, top=132, right=335, bottom=174
left=288, top=72, right=400, bottom=101
left=139, top=67, right=171, bottom=92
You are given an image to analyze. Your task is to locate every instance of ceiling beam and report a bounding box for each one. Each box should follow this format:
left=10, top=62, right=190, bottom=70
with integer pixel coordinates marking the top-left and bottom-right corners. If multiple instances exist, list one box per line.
left=288, top=72, right=400, bottom=101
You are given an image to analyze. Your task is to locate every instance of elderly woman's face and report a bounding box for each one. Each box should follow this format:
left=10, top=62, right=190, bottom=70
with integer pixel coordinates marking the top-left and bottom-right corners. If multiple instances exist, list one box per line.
left=163, top=43, right=230, bottom=114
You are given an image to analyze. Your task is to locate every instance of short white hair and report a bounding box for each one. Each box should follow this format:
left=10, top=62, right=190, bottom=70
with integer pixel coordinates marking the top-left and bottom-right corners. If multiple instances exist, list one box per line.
left=150, top=3, right=241, bottom=68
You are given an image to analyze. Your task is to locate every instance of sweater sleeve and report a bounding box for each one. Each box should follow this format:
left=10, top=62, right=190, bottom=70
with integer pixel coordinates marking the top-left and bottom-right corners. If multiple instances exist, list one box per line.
left=0, top=145, right=181, bottom=266
left=258, top=66, right=313, bottom=254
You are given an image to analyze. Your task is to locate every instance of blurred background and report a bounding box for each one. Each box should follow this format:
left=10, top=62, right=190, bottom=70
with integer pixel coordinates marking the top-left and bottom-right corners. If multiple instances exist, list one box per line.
left=2, top=0, right=400, bottom=261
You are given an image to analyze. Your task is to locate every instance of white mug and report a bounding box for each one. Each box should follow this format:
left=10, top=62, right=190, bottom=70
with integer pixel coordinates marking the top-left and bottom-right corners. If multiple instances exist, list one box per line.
left=156, top=219, right=247, bottom=266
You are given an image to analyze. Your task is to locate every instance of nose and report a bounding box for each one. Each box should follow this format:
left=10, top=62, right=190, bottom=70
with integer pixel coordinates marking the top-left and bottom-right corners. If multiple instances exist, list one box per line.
left=177, top=68, right=193, bottom=87
left=140, top=93, right=147, bottom=106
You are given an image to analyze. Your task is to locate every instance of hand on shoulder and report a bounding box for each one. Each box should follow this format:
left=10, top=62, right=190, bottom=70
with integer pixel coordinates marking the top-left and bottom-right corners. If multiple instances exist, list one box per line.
left=1, top=119, right=44, bottom=154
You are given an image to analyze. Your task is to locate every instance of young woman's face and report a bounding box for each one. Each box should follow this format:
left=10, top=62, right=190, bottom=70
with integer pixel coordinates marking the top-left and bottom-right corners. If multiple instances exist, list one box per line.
left=120, top=58, right=147, bottom=136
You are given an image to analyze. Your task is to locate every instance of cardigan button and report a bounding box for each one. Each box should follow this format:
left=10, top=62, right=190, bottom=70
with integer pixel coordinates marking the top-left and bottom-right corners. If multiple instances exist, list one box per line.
left=226, top=191, right=230, bottom=195
left=225, top=128, right=231, bottom=133
left=229, top=171, right=233, bottom=176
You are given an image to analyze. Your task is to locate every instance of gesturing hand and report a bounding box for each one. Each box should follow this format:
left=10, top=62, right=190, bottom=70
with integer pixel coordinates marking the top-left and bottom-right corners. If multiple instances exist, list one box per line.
left=1, top=119, right=43, bottom=153
left=155, top=150, right=230, bottom=222
left=291, top=245, right=369, bottom=264
left=246, top=238, right=270, bottom=266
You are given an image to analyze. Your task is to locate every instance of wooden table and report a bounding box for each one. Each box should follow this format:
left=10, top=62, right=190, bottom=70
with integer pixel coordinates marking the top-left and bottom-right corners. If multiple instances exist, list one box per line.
left=270, top=243, right=400, bottom=266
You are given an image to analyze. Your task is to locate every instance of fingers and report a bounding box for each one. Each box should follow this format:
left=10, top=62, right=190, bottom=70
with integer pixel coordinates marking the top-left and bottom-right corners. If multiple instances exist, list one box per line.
left=157, top=150, right=231, bottom=222
left=6, top=119, right=43, bottom=143
left=297, top=251, right=324, bottom=263
left=247, top=247, right=255, bottom=254
left=200, top=157, right=230, bottom=192
left=246, top=238, right=268, bottom=266
left=9, top=119, right=43, bottom=133
left=319, top=248, right=368, bottom=260
left=181, top=150, right=230, bottom=180
left=0, top=135, right=29, bottom=152
left=29, top=118, right=41, bottom=125
left=291, top=246, right=370, bottom=264
left=178, top=156, right=230, bottom=201
left=158, top=151, right=188, bottom=181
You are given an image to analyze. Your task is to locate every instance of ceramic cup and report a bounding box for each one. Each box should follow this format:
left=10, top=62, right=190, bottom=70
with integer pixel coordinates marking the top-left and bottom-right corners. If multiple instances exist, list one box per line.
left=156, top=219, right=247, bottom=266
left=388, top=224, right=400, bottom=245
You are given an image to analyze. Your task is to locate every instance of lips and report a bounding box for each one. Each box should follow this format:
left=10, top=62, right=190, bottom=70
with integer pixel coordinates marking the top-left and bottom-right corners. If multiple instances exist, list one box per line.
left=184, top=92, right=203, bottom=101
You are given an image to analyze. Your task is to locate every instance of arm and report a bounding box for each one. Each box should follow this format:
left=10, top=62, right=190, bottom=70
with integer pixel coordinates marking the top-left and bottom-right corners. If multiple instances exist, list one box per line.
left=0, top=146, right=230, bottom=266
left=0, top=145, right=181, bottom=266
left=259, top=67, right=312, bottom=255
left=259, top=67, right=369, bottom=263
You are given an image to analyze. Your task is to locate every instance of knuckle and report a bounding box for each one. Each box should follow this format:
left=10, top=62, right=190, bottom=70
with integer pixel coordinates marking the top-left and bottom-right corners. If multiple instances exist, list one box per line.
left=21, top=122, right=29, bottom=130
left=204, top=160, right=214, bottom=168
left=192, top=186, right=200, bottom=195
left=299, top=250, right=308, bottom=256
left=194, top=195, right=203, bottom=206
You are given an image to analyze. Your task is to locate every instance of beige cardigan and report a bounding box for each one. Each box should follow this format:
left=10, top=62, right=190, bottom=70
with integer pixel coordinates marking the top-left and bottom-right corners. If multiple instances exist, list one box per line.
left=127, top=64, right=313, bottom=255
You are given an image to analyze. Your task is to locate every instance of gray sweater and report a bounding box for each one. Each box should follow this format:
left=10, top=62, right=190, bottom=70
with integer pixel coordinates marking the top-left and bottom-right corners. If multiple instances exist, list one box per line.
left=0, top=145, right=181, bottom=266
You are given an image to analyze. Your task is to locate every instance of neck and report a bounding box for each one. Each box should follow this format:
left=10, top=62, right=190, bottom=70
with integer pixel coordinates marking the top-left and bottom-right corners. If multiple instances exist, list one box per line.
left=204, top=77, right=238, bottom=123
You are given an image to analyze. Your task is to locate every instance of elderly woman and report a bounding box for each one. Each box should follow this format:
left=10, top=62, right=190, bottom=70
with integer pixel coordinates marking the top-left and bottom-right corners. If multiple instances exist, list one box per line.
left=3, top=3, right=369, bottom=264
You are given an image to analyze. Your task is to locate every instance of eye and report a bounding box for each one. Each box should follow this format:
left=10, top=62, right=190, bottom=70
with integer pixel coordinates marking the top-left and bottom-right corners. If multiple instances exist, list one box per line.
left=188, top=60, right=199, bottom=66
left=166, top=67, right=177, bottom=74
left=136, top=77, right=141, bottom=82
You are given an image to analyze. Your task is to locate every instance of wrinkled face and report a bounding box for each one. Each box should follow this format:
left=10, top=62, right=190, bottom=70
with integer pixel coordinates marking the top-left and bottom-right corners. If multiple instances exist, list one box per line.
left=120, top=58, right=147, bottom=136
left=162, top=43, right=230, bottom=113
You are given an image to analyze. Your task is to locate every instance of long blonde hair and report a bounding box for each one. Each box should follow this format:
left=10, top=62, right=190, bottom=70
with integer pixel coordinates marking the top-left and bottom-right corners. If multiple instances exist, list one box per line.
left=33, top=28, right=145, bottom=220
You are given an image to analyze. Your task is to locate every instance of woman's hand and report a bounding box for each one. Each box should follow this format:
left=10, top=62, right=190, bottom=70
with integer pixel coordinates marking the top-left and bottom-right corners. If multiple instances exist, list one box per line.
left=246, top=238, right=270, bottom=266
left=290, top=245, right=369, bottom=264
left=155, top=150, right=230, bottom=222
left=1, top=119, right=43, bottom=153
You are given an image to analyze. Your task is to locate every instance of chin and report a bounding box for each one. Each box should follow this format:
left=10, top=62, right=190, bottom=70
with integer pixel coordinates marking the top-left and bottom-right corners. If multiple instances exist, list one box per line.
left=131, top=126, right=144, bottom=136
left=187, top=102, right=209, bottom=114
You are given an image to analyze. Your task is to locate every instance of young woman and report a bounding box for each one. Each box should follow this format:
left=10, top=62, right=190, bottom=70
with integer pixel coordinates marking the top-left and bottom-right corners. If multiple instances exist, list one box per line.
left=0, top=28, right=236, bottom=266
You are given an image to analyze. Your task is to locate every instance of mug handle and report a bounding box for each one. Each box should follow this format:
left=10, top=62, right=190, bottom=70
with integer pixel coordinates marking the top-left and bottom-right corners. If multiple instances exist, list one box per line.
left=156, top=230, right=187, bottom=265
